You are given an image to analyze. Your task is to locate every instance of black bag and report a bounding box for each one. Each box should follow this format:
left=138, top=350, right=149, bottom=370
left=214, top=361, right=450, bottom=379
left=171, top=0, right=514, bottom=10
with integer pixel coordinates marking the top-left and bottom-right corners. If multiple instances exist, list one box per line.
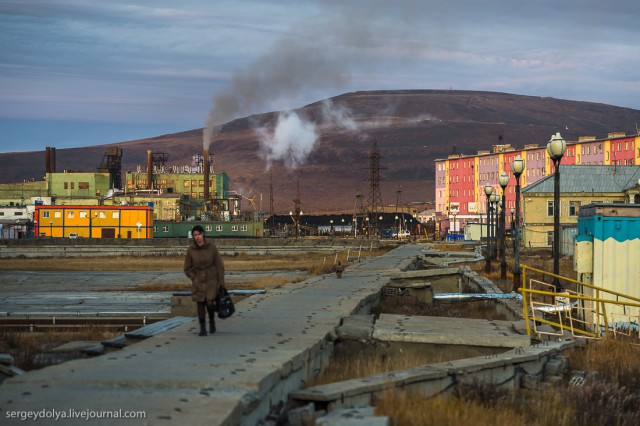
left=217, top=286, right=235, bottom=319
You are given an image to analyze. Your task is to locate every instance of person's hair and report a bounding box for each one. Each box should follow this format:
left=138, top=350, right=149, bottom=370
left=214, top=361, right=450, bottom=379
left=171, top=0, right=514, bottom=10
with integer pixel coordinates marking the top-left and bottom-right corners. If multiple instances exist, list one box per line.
left=191, top=225, right=205, bottom=237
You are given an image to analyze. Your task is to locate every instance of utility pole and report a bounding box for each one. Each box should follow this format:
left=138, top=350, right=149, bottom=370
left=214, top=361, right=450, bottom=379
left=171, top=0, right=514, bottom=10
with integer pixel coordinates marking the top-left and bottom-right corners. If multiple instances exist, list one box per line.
left=365, top=140, right=385, bottom=237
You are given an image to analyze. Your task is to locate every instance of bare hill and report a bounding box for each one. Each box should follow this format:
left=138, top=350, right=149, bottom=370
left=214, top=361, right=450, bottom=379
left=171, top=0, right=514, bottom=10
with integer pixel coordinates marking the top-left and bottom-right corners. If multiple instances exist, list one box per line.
left=2, top=90, right=640, bottom=214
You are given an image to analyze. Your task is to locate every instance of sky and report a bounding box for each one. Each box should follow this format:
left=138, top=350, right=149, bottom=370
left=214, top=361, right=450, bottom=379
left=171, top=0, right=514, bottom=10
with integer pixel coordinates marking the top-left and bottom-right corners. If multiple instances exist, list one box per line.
left=1, top=0, right=639, bottom=154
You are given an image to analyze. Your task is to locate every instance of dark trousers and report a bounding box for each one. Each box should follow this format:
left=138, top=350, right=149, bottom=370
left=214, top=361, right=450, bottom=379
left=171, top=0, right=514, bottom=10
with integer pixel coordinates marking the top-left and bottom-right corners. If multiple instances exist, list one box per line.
left=197, top=300, right=215, bottom=325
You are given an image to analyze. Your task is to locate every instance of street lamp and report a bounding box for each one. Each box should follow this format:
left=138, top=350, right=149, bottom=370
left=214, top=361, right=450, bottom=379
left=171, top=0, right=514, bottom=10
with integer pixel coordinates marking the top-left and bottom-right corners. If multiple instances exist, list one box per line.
left=395, top=215, right=399, bottom=239
left=498, top=171, right=509, bottom=279
left=330, top=219, right=334, bottom=237
left=547, top=132, right=567, bottom=291
left=49, top=221, right=53, bottom=238
left=510, top=207, right=515, bottom=251
left=490, top=193, right=500, bottom=260
left=512, top=155, right=525, bottom=291
left=484, top=183, right=493, bottom=273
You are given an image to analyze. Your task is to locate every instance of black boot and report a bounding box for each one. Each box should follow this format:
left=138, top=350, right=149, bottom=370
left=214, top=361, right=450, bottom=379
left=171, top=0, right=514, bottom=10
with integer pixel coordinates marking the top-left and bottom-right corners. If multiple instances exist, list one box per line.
left=209, top=316, right=216, bottom=334
left=199, top=322, right=207, bottom=336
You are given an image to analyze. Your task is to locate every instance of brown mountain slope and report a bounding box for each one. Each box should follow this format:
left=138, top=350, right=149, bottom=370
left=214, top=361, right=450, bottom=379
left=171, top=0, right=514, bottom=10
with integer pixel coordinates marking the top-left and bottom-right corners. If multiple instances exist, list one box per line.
left=2, top=90, right=640, bottom=214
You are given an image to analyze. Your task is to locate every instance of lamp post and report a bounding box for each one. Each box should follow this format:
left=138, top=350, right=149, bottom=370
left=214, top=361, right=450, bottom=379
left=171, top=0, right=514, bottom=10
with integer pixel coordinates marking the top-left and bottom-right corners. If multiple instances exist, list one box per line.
left=395, top=215, right=399, bottom=239
left=49, top=221, right=53, bottom=238
left=484, top=183, right=493, bottom=273
left=330, top=219, right=334, bottom=237
left=365, top=216, right=370, bottom=238
left=512, top=155, right=525, bottom=291
left=452, top=213, right=457, bottom=241
left=547, top=132, right=567, bottom=291
left=498, top=172, right=509, bottom=279
left=490, top=193, right=500, bottom=260
left=510, top=207, right=515, bottom=235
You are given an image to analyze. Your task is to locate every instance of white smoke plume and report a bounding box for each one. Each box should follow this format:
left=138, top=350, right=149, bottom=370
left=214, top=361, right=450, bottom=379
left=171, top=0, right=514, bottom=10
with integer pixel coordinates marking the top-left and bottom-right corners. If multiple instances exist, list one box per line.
left=320, top=99, right=359, bottom=131
left=257, top=111, right=318, bottom=169
left=203, top=0, right=440, bottom=159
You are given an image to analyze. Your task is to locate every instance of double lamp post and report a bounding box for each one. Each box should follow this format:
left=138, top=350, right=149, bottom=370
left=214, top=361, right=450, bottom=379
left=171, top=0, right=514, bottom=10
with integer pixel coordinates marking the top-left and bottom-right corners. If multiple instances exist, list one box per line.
left=483, top=156, right=525, bottom=288
left=481, top=132, right=564, bottom=293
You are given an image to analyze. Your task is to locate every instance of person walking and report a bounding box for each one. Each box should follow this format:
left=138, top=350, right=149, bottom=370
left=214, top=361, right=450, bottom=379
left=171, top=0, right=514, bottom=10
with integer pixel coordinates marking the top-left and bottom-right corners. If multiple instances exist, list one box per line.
left=184, top=225, right=225, bottom=336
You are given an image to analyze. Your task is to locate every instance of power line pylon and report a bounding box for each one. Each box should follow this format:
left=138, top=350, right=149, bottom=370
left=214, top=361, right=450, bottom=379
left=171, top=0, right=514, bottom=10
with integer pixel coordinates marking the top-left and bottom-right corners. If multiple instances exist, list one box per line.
left=365, top=140, right=385, bottom=236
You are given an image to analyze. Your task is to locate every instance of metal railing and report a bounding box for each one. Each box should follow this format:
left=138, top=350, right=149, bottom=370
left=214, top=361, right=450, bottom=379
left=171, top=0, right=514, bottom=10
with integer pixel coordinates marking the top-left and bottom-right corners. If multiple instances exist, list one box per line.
left=518, top=265, right=640, bottom=339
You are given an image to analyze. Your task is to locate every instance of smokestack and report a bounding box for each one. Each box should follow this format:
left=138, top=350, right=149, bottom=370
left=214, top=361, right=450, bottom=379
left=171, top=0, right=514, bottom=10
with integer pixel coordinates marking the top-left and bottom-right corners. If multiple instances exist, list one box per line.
left=203, top=148, right=210, bottom=200
left=45, top=147, right=56, bottom=173
left=45, top=147, right=51, bottom=174
left=146, top=150, right=153, bottom=190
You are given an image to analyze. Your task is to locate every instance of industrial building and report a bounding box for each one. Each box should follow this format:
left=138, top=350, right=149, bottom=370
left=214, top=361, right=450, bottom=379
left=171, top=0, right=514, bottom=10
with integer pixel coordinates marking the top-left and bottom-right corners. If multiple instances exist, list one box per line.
left=35, top=205, right=154, bottom=239
left=0, top=146, right=259, bottom=239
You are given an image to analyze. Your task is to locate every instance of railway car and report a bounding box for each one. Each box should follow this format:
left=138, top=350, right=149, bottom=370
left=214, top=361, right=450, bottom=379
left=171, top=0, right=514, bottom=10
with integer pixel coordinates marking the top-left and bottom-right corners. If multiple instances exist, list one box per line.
left=153, top=220, right=263, bottom=238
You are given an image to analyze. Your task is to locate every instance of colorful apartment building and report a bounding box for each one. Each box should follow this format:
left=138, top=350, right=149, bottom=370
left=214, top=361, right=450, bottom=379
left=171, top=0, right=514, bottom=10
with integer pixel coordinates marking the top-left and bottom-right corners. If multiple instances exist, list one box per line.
left=435, top=132, right=639, bottom=232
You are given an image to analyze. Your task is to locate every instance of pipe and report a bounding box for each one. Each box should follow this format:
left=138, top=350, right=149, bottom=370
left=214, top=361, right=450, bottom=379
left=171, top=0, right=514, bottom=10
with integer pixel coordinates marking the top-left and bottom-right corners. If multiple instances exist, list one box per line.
left=433, top=292, right=523, bottom=302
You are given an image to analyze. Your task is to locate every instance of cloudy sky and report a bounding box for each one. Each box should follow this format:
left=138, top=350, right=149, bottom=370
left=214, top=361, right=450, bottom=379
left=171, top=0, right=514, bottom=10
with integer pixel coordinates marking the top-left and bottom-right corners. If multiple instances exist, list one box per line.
left=1, top=0, right=638, bottom=153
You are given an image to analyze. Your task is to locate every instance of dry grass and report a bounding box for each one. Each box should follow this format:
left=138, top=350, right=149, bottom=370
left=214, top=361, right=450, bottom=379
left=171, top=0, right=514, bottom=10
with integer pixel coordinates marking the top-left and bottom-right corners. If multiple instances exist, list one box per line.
left=373, top=338, right=640, bottom=426
left=377, top=340, right=634, bottom=426
left=2, top=249, right=390, bottom=273
left=1, top=327, right=120, bottom=370
left=373, top=295, right=508, bottom=320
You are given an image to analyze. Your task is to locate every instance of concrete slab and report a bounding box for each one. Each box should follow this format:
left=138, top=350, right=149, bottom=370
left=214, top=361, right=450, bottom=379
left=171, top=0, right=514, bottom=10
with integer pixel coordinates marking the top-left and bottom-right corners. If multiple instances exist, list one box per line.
left=0, top=244, right=425, bottom=425
left=372, top=314, right=531, bottom=348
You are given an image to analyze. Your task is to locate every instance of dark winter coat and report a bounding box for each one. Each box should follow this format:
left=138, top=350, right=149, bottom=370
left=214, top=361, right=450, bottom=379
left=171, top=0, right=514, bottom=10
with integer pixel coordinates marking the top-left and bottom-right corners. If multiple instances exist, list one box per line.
left=183, top=239, right=225, bottom=302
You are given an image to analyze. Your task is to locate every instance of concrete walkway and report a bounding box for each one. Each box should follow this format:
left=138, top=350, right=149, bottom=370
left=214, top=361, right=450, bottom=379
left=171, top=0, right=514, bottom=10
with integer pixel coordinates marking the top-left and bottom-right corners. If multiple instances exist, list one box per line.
left=1, top=245, right=422, bottom=425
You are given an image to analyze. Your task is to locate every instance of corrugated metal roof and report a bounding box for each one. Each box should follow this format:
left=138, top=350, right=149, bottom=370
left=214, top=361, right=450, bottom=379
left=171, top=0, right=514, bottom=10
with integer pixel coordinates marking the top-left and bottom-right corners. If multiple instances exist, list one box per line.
left=522, top=166, right=640, bottom=194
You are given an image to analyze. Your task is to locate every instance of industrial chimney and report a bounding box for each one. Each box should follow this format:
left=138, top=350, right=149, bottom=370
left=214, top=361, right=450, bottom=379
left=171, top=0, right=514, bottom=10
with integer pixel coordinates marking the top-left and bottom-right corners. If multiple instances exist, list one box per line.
left=146, top=150, right=153, bottom=190
left=203, top=148, right=210, bottom=200
left=45, top=147, right=56, bottom=174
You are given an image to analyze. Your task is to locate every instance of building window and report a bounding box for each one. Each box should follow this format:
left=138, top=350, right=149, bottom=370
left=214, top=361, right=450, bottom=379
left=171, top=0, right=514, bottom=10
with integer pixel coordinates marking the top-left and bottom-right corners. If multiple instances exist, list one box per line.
left=163, top=226, right=169, bottom=232
left=232, top=225, right=238, bottom=231
left=153, top=226, right=157, bottom=232
left=205, top=225, right=212, bottom=231
left=71, top=182, right=75, bottom=189
left=64, top=182, right=68, bottom=189
left=54, top=212, right=61, bottom=218
left=68, top=211, right=75, bottom=218
left=43, top=211, right=50, bottom=218
left=80, top=211, right=87, bottom=218
left=569, top=201, right=581, bottom=216
left=547, top=201, right=554, bottom=217
left=14, top=212, right=23, bottom=216
left=240, top=225, right=248, bottom=231
left=216, top=225, right=222, bottom=231
left=184, top=181, right=189, bottom=187
left=191, top=192, right=197, bottom=198
left=547, top=231, right=553, bottom=247
left=191, top=180, right=197, bottom=187
left=0, top=212, right=4, bottom=216
left=112, top=212, right=119, bottom=218
left=79, top=182, right=89, bottom=189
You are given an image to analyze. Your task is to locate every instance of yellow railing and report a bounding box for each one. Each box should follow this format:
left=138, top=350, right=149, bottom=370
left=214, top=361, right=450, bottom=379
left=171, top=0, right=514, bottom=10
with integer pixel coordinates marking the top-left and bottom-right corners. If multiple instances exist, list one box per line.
left=518, top=265, right=640, bottom=339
